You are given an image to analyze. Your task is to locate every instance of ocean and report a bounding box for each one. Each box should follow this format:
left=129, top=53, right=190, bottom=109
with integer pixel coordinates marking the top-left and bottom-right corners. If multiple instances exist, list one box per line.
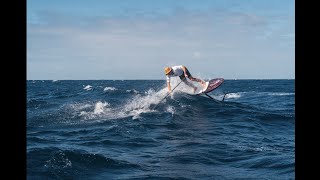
left=27, top=79, right=295, bottom=179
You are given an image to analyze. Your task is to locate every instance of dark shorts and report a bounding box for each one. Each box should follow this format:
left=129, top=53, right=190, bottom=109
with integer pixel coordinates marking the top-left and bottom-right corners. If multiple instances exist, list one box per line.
left=179, top=67, right=192, bottom=80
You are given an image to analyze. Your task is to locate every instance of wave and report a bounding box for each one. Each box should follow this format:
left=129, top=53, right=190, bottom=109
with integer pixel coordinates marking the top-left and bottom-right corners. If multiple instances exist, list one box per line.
left=28, top=91, right=293, bottom=128
left=83, top=85, right=92, bottom=91
left=27, top=80, right=295, bottom=179
left=28, top=81, right=294, bottom=128
left=27, top=147, right=141, bottom=179
left=103, top=87, right=117, bottom=91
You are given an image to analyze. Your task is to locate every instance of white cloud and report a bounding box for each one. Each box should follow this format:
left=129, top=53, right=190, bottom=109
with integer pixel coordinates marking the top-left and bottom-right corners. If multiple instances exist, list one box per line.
left=27, top=8, right=294, bottom=79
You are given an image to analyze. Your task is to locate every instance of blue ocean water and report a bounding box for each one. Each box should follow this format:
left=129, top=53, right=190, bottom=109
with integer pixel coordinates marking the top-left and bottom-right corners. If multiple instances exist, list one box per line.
left=27, top=79, right=294, bottom=179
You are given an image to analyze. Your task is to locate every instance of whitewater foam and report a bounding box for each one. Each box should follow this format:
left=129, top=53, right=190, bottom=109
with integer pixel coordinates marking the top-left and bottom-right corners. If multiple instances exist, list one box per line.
left=93, top=101, right=111, bottom=114
left=104, top=87, right=117, bottom=91
left=75, top=85, right=181, bottom=121
left=126, top=89, right=139, bottom=94
left=69, top=79, right=219, bottom=121
left=225, top=93, right=241, bottom=99
left=166, top=105, right=175, bottom=117
left=268, top=92, right=295, bottom=96
left=83, top=85, right=92, bottom=91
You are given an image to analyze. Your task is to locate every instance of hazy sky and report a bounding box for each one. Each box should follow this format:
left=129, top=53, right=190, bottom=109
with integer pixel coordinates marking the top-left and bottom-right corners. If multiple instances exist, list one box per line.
left=27, top=0, right=295, bottom=80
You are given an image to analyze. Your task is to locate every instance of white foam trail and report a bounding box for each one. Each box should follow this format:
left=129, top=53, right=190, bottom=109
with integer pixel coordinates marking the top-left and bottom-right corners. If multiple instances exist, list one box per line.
left=76, top=91, right=165, bottom=121
left=225, top=93, right=241, bottom=99
left=104, top=87, right=117, bottom=91
left=120, top=78, right=201, bottom=118
left=268, top=92, right=294, bottom=96
left=124, top=88, right=167, bottom=111
left=73, top=79, right=198, bottom=121
left=67, top=103, right=92, bottom=111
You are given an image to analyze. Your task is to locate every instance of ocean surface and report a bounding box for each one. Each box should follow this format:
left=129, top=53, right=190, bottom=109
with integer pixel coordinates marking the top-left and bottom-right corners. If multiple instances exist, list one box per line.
left=27, top=79, right=295, bottom=180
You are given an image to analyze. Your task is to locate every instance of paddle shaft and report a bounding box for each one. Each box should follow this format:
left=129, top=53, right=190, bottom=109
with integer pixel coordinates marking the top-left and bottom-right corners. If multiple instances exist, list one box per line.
left=152, top=79, right=184, bottom=110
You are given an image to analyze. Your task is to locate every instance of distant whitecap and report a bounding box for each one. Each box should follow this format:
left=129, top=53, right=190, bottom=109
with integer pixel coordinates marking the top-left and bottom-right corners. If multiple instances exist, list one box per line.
left=104, top=87, right=117, bottom=91
left=83, top=85, right=92, bottom=90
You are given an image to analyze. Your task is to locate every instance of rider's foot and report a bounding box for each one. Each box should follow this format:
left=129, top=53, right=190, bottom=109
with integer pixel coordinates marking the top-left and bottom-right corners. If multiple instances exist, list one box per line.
left=201, top=81, right=206, bottom=89
left=193, top=87, right=198, bottom=93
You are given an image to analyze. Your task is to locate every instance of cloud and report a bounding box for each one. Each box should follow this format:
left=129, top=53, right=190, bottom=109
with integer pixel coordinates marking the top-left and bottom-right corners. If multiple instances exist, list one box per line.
left=27, top=7, right=294, bottom=79
left=226, top=12, right=266, bottom=26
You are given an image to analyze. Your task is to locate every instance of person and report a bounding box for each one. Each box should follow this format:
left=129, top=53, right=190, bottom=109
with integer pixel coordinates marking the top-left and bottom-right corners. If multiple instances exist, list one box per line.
left=164, top=65, right=206, bottom=93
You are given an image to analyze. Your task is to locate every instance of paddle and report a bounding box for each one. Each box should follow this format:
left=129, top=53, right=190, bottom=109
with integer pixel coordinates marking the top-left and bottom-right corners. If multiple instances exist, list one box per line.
left=151, top=79, right=184, bottom=110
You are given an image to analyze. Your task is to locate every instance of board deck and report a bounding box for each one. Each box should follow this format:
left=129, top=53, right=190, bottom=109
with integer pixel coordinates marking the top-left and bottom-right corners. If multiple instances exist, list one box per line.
left=194, top=78, right=224, bottom=95
left=198, top=81, right=209, bottom=94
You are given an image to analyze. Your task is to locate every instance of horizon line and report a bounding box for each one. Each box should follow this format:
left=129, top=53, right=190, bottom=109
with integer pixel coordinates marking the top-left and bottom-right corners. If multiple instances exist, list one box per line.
left=27, top=78, right=295, bottom=81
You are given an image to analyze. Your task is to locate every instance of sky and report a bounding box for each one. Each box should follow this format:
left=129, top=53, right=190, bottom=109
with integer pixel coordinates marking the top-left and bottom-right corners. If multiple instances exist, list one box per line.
left=27, top=0, right=295, bottom=80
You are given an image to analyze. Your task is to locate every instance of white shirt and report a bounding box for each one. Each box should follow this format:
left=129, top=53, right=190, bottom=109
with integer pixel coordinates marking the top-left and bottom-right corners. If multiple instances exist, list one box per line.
left=166, top=65, right=184, bottom=83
